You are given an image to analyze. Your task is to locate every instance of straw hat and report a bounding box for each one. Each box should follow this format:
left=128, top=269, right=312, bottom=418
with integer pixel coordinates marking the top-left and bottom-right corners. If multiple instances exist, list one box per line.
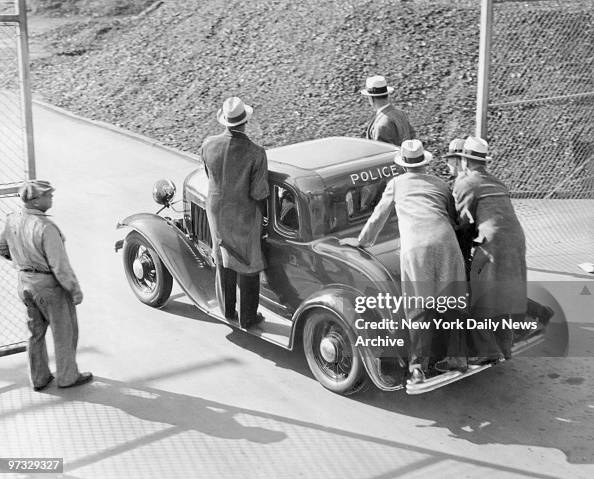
left=394, top=139, right=433, bottom=168
left=459, top=136, right=491, bottom=162
left=216, top=96, right=253, bottom=127
left=444, top=138, right=465, bottom=158
left=360, top=75, right=395, bottom=97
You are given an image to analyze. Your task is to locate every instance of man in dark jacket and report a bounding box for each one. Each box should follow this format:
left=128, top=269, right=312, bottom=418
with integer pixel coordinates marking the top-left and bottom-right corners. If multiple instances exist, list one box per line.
left=361, top=75, right=416, bottom=147
left=200, top=97, right=270, bottom=329
left=447, top=136, right=526, bottom=361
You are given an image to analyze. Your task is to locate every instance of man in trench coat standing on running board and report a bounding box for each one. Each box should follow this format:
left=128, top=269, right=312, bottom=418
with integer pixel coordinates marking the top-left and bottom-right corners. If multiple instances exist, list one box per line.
left=200, top=97, right=270, bottom=330
left=446, top=136, right=528, bottom=361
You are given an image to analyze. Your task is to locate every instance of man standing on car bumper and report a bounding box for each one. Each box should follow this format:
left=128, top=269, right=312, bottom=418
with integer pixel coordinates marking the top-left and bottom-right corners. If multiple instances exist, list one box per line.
left=447, top=136, right=527, bottom=361
left=0, top=180, right=92, bottom=391
left=200, top=97, right=270, bottom=329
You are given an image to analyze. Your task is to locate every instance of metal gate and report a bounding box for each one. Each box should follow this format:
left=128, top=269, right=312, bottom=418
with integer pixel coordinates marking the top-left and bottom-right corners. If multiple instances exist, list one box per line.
left=0, top=0, right=35, bottom=356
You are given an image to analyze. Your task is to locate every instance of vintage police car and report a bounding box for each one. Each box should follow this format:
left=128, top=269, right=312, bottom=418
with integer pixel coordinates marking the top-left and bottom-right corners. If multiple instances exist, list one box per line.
left=115, top=137, right=559, bottom=395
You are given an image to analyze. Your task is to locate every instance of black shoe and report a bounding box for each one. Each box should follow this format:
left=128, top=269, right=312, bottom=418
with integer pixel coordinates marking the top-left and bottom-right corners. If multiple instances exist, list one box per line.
left=242, top=312, right=264, bottom=329
left=58, top=372, right=93, bottom=388
left=434, top=357, right=468, bottom=373
left=225, top=312, right=239, bottom=322
left=33, top=374, right=54, bottom=392
left=468, top=356, right=502, bottom=367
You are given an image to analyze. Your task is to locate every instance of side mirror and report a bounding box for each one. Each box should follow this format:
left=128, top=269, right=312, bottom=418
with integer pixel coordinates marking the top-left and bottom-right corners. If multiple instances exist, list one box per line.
left=152, top=179, right=176, bottom=206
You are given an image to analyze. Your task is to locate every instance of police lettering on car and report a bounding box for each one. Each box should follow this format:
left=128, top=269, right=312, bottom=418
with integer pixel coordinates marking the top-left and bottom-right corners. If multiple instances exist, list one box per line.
left=350, top=164, right=401, bottom=185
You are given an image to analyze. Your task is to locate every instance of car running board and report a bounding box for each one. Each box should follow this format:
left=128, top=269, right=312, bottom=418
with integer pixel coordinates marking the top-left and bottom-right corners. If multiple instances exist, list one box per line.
left=406, top=332, right=546, bottom=395
left=210, top=305, right=294, bottom=350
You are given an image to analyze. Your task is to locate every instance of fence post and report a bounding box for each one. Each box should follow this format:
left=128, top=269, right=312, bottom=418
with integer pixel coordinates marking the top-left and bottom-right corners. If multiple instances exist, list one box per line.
left=475, top=0, right=493, bottom=140
left=16, top=0, right=35, bottom=180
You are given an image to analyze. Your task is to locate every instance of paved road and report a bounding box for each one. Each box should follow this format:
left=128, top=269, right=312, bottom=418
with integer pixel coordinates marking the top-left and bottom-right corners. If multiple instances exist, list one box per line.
left=1, top=105, right=593, bottom=479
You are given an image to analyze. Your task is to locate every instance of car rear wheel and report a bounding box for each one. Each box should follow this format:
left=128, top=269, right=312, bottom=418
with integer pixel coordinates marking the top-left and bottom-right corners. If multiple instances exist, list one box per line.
left=122, top=230, right=173, bottom=308
left=303, top=310, right=364, bottom=395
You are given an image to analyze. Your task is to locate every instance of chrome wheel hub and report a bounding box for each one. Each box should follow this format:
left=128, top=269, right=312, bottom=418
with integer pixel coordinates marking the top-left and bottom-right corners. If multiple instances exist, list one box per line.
left=320, top=337, right=339, bottom=363
left=132, top=253, right=154, bottom=280
left=132, top=258, right=144, bottom=279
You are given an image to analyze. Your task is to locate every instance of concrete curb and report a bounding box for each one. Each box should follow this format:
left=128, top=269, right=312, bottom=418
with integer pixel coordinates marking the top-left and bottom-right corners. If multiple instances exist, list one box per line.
left=32, top=99, right=202, bottom=164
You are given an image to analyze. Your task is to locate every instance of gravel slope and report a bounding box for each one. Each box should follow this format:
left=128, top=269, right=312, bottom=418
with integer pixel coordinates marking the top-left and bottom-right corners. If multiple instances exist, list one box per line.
left=29, top=0, right=481, bottom=174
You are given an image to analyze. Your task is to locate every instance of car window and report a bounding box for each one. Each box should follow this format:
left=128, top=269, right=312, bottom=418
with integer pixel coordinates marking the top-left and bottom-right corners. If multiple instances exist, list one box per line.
left=274, top=185, right=299, bottom=232
left=346, top=182, right=386, bottom=221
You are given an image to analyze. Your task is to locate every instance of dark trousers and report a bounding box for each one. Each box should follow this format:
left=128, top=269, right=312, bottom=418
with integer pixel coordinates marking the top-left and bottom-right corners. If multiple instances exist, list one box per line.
left=215, top=266, right=260, bottom=327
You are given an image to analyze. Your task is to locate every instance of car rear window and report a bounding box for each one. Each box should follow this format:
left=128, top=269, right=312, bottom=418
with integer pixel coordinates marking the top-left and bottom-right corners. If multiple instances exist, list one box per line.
left=346, top=182, right=387, bottom=221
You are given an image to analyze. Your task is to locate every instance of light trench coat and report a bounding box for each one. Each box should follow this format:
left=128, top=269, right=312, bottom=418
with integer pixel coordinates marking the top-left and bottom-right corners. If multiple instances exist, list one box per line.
left=358, top=172, right=468, bottom=312
left=358, top=172, right=468, bottom=363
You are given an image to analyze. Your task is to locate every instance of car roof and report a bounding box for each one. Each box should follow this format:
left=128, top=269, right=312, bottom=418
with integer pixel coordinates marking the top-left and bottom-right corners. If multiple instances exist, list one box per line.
left=267, top=137, right=396, bottom=172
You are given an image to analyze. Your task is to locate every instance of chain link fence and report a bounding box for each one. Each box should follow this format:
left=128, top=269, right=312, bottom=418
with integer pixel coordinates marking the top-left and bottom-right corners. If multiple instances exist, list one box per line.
left=0, top=0, right=30, bottom=356
left=0, top=198, right=27, bottom=357
left=486, top=0, right=594, bottom=274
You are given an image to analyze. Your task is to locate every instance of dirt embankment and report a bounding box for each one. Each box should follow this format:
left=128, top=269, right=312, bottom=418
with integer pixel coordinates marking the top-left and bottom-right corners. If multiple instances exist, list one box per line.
left=28, top=0, right=480, bottom=176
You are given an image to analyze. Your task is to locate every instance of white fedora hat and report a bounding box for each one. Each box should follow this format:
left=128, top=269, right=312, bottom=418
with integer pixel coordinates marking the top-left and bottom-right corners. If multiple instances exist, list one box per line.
left=216, top=96, right=253, bottom=127
left=360, top=75, right=395, bottom=97
left=459, top=136, right=491, bottom=162
left=394, top=139, right=433, bottom=168
left=444, top=138, right=465, bottom=159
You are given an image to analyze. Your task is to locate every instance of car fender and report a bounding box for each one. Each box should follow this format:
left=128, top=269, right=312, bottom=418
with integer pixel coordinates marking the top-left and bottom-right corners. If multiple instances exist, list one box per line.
left=116, top=213, right=217, bottom=312
left=292, top=285, right=406, bottom=391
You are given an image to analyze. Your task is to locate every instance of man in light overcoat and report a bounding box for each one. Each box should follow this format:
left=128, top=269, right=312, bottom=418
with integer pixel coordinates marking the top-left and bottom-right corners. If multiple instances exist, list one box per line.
left=200, top=97, right=269, bottom=329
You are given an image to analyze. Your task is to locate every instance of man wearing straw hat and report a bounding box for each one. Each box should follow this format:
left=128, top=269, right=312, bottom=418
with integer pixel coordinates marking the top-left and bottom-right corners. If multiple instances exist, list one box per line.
left=360, top=75, right=416, bottom=147
left=0, top=180, right=92, bottom=391
left=200, top=96, right=269, bottom=330
left=341, top=139, right=468, bottom=384
left=445, top=136, right=527, bottom=362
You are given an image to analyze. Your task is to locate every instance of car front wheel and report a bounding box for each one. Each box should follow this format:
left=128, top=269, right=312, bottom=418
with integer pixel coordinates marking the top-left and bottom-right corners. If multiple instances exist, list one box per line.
left=122, top=230, right=173, bottom=308
left=303, top=310, right=364, bottom=395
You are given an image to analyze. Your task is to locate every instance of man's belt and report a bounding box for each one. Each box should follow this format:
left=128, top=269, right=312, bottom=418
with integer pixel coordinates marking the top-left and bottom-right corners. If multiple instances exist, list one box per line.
left=20, top=268, right=52, bottom=274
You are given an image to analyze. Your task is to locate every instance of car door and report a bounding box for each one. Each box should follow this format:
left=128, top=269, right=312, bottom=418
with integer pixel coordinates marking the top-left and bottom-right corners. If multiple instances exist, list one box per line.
left=261, top=183, right=327, bottom=319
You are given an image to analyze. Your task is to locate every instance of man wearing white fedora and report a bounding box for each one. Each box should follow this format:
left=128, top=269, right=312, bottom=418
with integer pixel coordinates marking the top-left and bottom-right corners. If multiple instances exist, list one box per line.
left=200, top=97, right=269, bottom=329
left=446, top=136, right=527, bottom=362
left=341, top=139, right=468, bottom=384
left=361, top=75, right=416, bottom=147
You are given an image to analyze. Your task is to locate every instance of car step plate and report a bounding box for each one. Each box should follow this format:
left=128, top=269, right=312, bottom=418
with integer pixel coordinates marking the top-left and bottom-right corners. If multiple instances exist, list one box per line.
left=406, top=364, right=492, bottom=395
left=406, top=331, right=546, bottom=395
